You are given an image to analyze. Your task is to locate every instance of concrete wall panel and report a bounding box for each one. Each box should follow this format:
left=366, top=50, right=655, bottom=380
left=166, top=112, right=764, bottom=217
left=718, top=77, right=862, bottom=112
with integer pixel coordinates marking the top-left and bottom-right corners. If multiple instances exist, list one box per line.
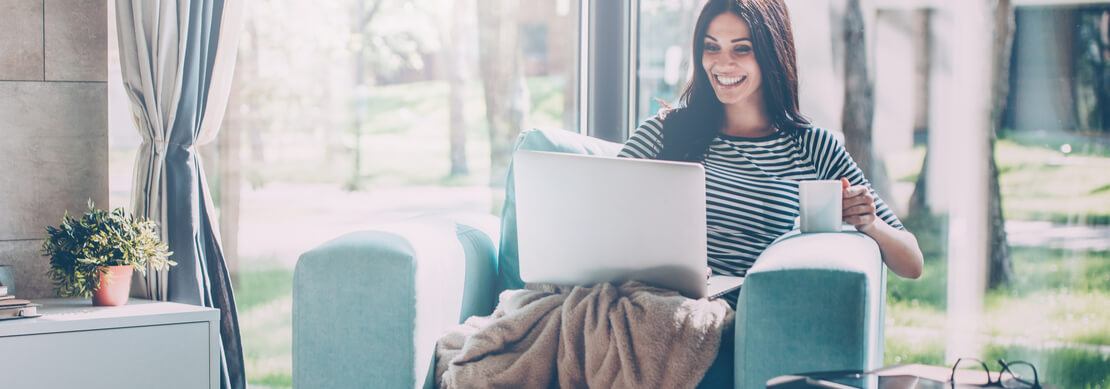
left=44, top=0, right=107, bottom=82
left=0, top=0, right=45, bottom=81
left=0, top=81, right=108, bottom=241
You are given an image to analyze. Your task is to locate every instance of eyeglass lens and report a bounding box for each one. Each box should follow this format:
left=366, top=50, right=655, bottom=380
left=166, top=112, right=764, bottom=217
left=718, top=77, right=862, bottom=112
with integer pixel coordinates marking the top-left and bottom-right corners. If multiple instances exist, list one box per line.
left=999, top=360, right=1040, bottom=389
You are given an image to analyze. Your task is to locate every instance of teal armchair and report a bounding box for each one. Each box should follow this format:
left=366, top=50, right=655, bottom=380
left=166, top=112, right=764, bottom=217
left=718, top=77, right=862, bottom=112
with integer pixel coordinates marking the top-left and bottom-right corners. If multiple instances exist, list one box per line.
left=293, top=128, right=887, bottom=388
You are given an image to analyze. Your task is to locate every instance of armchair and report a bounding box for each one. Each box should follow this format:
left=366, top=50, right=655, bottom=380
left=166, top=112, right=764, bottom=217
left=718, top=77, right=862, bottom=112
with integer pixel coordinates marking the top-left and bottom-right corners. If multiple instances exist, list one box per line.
left=293, top=128, right=887, bottom=388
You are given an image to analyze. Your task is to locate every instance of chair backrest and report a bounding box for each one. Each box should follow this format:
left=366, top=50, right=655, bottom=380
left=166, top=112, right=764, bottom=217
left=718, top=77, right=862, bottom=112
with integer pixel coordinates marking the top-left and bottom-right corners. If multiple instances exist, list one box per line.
left=496, top=128, right=623, bottom=292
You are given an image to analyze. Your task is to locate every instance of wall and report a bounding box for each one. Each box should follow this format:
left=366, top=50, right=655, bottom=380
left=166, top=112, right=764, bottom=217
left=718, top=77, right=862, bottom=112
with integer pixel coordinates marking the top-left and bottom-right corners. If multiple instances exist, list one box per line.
left=0, top=0, right=107, bottom=298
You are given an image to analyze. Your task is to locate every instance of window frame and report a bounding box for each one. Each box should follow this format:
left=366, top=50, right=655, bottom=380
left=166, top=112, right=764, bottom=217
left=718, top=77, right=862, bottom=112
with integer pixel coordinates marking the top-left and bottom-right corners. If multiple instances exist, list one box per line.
left=584, top=0, right=637, bottom=142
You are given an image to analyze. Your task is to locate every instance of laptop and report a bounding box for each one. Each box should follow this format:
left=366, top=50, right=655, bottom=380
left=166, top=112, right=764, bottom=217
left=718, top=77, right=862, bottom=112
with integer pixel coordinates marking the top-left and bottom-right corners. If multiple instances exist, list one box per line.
left=513, top=150, right=744, bottom=299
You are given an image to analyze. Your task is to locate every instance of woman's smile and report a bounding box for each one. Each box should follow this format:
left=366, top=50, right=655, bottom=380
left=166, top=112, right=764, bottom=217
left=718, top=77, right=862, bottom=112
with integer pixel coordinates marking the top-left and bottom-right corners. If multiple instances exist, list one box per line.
left=713, top=73, right=747, bottom=87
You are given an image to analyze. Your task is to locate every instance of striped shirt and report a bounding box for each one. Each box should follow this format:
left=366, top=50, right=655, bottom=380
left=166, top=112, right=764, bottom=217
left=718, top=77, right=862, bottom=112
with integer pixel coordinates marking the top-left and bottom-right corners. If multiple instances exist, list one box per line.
left=619, top=116, right=905, bottom=277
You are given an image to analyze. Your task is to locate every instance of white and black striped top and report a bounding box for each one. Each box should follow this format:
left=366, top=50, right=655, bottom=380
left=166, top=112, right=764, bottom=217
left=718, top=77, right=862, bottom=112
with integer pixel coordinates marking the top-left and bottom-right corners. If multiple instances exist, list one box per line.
left=619, top=116, right=905, bottom=277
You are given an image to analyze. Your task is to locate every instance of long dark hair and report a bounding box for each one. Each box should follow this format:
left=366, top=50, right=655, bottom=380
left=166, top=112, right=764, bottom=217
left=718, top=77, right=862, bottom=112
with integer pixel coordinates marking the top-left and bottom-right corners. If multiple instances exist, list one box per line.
left=659, top=0, right=810, bottom=162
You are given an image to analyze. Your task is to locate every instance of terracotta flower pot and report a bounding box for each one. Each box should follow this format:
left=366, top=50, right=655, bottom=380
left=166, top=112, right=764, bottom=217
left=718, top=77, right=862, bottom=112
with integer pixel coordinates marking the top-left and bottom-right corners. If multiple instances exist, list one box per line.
left=92, top=265, right=134, bottom=306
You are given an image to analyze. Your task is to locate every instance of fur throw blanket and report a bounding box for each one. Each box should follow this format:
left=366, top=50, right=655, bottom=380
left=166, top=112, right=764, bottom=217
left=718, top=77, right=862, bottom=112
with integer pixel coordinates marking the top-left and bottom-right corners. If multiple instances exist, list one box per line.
left=435, top=281, right=734, bottom=389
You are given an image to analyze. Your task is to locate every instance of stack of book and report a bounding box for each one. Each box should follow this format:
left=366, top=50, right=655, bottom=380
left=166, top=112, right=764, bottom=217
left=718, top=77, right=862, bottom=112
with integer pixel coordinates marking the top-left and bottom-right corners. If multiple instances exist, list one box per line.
left=0, top=285, right=40, bottom=321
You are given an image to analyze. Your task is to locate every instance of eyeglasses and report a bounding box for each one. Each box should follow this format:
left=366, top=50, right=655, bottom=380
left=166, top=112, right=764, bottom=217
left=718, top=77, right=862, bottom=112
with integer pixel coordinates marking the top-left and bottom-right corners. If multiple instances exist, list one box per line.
left=949, top=358, right=1041, bottom=388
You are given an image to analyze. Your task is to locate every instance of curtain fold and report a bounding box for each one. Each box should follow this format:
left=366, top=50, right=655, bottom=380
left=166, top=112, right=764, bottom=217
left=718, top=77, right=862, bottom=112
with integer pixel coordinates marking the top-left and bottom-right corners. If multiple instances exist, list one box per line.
left=115, top=1, right=245, bottom=388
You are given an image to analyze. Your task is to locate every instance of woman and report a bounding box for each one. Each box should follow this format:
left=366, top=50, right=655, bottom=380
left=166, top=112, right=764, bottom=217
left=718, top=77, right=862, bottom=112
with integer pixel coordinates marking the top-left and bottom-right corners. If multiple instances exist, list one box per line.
left=619, top=0, right=924, bottom=297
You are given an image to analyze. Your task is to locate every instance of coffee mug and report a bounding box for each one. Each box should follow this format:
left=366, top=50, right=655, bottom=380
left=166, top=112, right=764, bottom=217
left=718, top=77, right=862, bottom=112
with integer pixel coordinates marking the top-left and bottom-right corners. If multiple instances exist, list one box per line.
left=799, top=180, right=843, bottom=233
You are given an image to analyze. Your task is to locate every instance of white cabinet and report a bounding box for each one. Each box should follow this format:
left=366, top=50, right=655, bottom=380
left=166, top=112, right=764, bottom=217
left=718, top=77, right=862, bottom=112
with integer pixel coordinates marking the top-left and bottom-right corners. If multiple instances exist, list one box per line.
left=0, top=298, right=220, bottom=389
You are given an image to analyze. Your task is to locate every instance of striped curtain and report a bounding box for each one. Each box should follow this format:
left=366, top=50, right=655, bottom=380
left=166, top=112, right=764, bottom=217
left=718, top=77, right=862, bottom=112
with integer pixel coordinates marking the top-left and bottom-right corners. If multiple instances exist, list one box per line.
left=115, top=1, right=245, bottom=388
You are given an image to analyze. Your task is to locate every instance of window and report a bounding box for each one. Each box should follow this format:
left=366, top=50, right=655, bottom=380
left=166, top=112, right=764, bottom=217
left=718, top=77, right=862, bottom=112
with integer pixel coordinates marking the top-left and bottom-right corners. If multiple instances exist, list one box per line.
left=877, top=6, right=1110, bottom=387
left=633, top=2, right=1109, bottom=387
left=110, top=0, right=583, bottom=386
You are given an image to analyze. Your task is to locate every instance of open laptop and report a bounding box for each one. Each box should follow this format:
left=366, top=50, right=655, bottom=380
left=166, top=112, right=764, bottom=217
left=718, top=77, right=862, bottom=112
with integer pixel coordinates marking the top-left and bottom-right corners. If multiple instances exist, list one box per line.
left=513, top=150, right=744, bottom=299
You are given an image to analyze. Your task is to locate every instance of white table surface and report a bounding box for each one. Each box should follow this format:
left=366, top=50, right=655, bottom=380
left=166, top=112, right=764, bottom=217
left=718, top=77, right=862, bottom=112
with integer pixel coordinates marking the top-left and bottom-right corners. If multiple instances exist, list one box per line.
left=0, top=298, right=219, bottom=337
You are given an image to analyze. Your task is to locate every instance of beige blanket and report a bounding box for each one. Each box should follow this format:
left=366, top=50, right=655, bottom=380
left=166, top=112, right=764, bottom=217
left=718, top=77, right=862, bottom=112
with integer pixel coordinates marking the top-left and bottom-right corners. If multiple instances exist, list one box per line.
left=435, top=281, right=734, bottom=389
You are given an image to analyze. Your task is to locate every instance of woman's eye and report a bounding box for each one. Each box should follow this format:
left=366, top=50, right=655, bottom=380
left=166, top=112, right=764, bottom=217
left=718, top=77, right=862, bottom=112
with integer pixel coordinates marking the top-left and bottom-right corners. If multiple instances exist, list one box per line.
left=735, top=45, right=752, bottom=54
left=705, top=43, right=720, bottom=52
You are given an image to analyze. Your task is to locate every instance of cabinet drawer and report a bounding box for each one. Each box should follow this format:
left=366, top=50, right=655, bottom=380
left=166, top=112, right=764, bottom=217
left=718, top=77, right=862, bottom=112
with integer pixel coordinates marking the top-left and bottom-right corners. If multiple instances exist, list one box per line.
left=0, top=321, right=212, bottom=389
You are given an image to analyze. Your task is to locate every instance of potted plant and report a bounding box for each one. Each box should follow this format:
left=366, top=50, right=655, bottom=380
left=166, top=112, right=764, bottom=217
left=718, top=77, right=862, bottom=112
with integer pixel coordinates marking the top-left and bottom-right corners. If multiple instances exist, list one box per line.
left=42, top=201, right=175, bottom=306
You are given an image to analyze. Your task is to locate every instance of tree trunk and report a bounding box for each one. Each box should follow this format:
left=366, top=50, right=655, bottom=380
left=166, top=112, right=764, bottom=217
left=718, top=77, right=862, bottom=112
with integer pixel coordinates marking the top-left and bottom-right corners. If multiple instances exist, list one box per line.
left=220, top=81, right=243, bottom=281
left=444, top=0, right=470, bottom=177
left=348, top=43, right=366, bottom=191
left=477, top=0, right=529, bottom=188
left=987, top=0, right=1016, bottom=289
left=346, top=0, right=385, bottom=191
left=1101, top=11, right=1110, bottom=129
left=908, top=10, right=931, bottom=220
left=908, top=150, right=931, bottom=219
left=243, top=18, right=266, bottom=190
left=841, top=0, right=892, bottom=198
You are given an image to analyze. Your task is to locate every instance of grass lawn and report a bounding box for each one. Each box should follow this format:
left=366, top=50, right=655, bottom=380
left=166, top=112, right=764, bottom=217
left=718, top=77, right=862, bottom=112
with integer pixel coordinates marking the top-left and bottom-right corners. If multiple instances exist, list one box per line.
left=236, top=267, right=295, bottom=388
left=886, top=140, right=1110, bottom=226
left=886, top=247, right=1110, bottom=387
left=882, top=133, right=1110, bottom=386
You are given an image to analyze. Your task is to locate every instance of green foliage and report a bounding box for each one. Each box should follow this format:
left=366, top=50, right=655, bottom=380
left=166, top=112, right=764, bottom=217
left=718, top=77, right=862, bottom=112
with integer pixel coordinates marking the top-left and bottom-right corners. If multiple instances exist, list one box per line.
left=984, top=345, right=1110, bottom=389
left=235, top=267, right=293, bottom=311
left=251, top=373, right=292, bottom=388
left=41, top=201, right=175, bottom=297
left=884, top=337, right=945, bottom=366
left=887, top=264, right=947, bottom=310
left=1001, top=248, right=1110, bottom=296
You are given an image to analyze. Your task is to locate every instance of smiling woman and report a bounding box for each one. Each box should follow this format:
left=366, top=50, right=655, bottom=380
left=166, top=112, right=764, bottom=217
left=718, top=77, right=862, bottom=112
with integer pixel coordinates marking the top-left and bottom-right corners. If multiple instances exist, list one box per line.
left=621, top=0, right=923, bottom=308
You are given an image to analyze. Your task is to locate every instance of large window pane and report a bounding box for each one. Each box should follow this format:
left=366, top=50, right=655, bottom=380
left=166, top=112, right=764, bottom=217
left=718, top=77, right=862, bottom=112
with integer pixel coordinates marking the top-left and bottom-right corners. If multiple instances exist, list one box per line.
left=634, top=1, right=1108, bottom=387
left=876, top=4, right=1110, bottom=388
left=110, top=0, right=582, bottom=386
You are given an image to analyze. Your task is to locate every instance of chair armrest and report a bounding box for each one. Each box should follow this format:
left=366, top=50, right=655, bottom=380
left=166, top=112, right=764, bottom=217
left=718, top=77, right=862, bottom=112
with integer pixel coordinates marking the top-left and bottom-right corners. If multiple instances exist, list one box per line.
left=734, top=231, right=885, bottom=389
left=293, top=216, right=499, bottom=389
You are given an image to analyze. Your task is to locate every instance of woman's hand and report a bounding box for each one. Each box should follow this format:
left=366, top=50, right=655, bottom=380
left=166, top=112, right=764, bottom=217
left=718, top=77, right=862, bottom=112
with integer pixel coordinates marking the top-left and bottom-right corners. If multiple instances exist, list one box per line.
left=655, top=98, right=676, bottom=120
left=841, top=177, right=878, bottom=232
left=839, top=178, right=924, bottom=278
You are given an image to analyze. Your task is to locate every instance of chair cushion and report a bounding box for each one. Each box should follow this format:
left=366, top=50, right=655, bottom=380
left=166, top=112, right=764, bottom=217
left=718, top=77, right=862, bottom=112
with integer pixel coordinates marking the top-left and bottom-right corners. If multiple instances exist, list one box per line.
left=496, top=128, right=623, bottom=291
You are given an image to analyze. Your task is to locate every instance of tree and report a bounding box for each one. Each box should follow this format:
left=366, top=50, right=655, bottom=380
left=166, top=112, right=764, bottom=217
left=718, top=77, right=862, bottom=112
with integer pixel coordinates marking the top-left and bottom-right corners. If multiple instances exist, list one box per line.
left=346, top=0, right=385, bottom=190
left=841, top=0, right=893, bottom=200
left=985, top=0, right=1016, bottom=288
left=345, top=0, right=435, bottom=190
left=476, top=0, right=530, bottom=187
left=908, top=10, right=931, bottom=221
left=1076, top=9, right=1110, bottom=131
left=441, top=0, right=471, bottom=177
left=907, top=0, right=1015, bottom=288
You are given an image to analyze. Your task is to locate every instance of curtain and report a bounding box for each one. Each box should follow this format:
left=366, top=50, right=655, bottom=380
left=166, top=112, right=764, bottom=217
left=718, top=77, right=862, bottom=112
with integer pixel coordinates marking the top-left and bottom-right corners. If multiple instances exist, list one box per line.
left=115, top=1, right=245, bottom=388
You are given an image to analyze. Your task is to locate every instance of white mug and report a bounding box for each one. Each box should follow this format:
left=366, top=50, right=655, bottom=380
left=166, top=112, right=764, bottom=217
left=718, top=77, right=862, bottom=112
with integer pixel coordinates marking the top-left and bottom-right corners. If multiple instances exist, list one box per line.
left=799, top=180, right=843, bottom=233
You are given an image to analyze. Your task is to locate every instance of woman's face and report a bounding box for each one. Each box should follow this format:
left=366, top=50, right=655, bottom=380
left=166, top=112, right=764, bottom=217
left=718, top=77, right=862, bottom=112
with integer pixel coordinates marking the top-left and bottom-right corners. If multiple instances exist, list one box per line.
left=702, top=13, right=762, bottom=107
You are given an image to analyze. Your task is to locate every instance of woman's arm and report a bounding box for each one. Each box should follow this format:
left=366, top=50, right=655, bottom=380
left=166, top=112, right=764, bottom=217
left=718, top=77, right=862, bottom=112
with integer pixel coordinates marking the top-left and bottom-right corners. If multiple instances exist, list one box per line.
left=841, top=178, right=924, bottom=279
